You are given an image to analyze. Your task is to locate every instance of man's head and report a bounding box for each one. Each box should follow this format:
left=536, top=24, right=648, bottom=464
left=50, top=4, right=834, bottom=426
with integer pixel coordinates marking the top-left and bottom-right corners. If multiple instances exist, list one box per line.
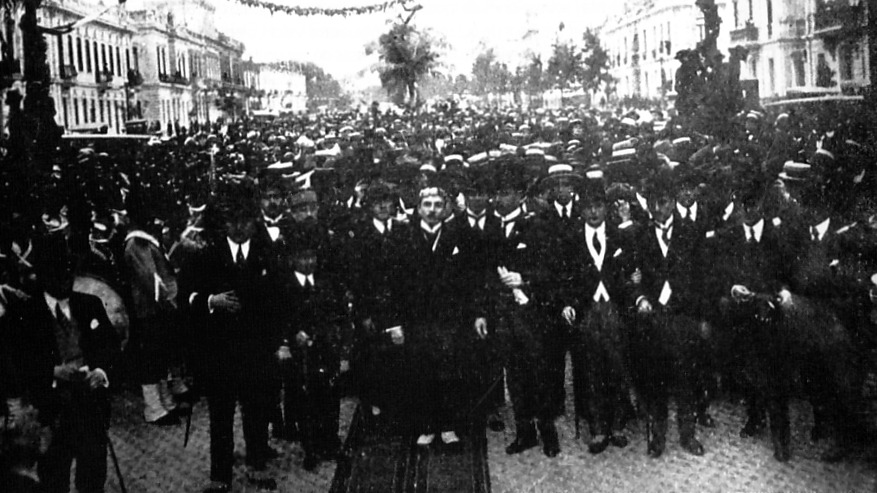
left=289, top=190, right=319, bottom=224
left=544, top=165, right=581, bottom=206
left=418, top=187, right=447, bottom=227
left=292, top=247, right=317, bottom=276
left=364, top=182, right=398, bottom=223
left=224, top=210, right=257, bottom=244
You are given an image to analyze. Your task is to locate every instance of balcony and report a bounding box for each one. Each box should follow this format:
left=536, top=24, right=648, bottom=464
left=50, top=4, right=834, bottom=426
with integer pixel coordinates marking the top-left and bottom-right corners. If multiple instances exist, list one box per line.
left=95, top=70, right=114, bottom=85
left=813, top=1, right=865, bottom=35
left=127, top=69, right=143, bottom=87
left=780, top=18, right=806, bottom=38
left=60, top=64, right=77, bottom=79
left=170, top=71, right=190, bottom=86
left=730, top=23, right=759, bottom=45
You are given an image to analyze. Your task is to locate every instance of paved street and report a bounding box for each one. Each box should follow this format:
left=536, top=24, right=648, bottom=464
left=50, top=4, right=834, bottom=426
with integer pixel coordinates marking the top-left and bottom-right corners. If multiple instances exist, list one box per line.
left=102, top=369, right=877, bottom=493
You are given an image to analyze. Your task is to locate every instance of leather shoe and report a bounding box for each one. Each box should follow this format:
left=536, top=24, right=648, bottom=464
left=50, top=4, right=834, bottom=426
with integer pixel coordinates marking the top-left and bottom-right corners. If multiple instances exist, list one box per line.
left=609, top=434, right=629, bottom=448
left=202, top=481, right=230, bottom=493
left=149, top=413, right=180, bottom=427
left=587, top=435, right=609, bottom=455
left=646, top=437, right=665, bottom=458
left=540, top=423, right=560, bottom=458
left=681, top=437, right=705, bottom=456
left=505, top=435, right=538, bottom=455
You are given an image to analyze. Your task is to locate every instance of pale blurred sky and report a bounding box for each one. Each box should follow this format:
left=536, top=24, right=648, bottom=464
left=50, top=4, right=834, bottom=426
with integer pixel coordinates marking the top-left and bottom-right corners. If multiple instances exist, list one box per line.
left=124, top=0, right=619, bottom=87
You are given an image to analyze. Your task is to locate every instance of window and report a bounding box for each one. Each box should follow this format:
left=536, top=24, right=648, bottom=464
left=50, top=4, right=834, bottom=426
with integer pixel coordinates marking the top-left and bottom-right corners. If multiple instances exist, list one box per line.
left=766, top=0, right=773, bottom=38
left=108, top=47, right=114, bottom=75
left=642, top=29, right=647, bottom=59
left=101, top=44, right=107, bottom=72
left=90, top=99, right=96, bottom=122
left=94, top=43, right=100, bottom=73
left=793, top=52, right=806, bottom=86
left=133, top=47, right=139, bottom=71
left=67, top=36, right=74, bottom=65
left=61, top=96, right=69, bottom=128
left=76, top=37, right=83, bottom=71
left=74, top=98, right=80, bottom=125
left=748, top=0, right=754, bottom=21
left=839, top=44, right=854, bottom=80
left=156, top=47, right=162, bottom=75
left=768, top=58, right=775, bottom=94
left=85, top=39, right=91, bottom=72
left=99, top=99, right=105, bottom=122
left=116, top=47, right=121, bottom=75
left=126, top=48, right=131, bottom=72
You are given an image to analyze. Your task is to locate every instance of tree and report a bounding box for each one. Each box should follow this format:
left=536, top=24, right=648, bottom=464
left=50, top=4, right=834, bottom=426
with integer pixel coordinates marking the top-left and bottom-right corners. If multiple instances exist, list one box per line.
left=375, top=21, right=443, bottom=107
left=524, top=54, right=543, bottom=99
left=545, top=40, right=582, bottom=101
left=471, top=48, right=497, bottom=96
left=580, top=29, right=615, bottom=96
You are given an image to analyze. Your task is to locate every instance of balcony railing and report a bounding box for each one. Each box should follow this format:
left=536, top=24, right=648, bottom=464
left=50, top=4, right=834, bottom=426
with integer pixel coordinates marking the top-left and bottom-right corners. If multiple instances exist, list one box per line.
left=730, top=23, right=759, bottom=43
left=95, top=70, right=114, bottom=84
left=127, top=69, right=143, bottom=87
left=60, top=64, right=77, bottom=79
left=813, top=1, right=865, bottom=33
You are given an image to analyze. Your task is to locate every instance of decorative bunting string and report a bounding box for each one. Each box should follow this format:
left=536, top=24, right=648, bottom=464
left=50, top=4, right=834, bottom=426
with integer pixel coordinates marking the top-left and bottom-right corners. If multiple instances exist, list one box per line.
left=229, top=0, right=410, bottom=17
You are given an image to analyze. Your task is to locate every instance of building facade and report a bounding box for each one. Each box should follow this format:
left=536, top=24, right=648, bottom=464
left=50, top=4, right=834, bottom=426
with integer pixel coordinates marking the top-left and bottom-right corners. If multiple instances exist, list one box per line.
left=600, top=0, right=732, bottom=101
left=257, top=63, right=308, bottom=114
left=728, top=0, right=870, bottom=98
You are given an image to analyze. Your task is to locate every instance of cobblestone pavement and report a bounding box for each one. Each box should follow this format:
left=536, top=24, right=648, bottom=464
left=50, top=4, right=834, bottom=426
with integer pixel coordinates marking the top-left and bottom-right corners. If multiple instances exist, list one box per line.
left=102, top=383, right=876, bottom=493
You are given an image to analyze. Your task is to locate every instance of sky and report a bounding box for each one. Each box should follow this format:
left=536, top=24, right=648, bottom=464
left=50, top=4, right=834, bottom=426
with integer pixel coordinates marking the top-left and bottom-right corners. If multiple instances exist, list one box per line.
left=124, top=0, right=619, bottom=88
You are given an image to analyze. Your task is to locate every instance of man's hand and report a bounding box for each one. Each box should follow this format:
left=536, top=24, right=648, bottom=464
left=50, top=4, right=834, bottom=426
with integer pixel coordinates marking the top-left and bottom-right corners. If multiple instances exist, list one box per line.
left=630, top=268, right=642, bottom=285
left=295, top=331, right=310, bottom=347
left=474, top=317, right=488, bottom=339
left=562, top=306, right=576, bottom=325
left=340, top=360, right=350, bottom=373
left=498, top=267, right=523, bottom=288
left=778, top=289, right=793, bottom=308
left=637, top=298, right=653, bottom=314
left=53, top=363, right=81, bottom=382
left=277, top=345, right=292, bottom=361
left=209, top=290, right=241, bottom=313
left=386, top=326, right=404, bottom=345
left=84, top=368, right=109, bottom=390
left=731, top=284, right=752, bottom=302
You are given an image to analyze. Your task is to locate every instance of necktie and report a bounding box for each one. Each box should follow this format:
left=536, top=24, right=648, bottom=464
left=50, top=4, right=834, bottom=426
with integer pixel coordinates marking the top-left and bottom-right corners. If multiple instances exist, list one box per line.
left=661, top=226, right=671, bottom=246
left=593, top=232, right=603, bottom=257
left=235, top=244, right=245, bottom=266
left=810, top=226, right=818, bottom=242
left=55, top=303, right=72, bottom=334
left=746, top=226, right=755, bottom=244
left=562, top=208, right=569, bottom=220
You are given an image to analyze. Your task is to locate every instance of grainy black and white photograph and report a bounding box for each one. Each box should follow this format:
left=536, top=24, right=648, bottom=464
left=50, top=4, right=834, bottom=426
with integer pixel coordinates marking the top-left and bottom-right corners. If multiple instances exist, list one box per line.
left=0, top=0, right=875, bottom=492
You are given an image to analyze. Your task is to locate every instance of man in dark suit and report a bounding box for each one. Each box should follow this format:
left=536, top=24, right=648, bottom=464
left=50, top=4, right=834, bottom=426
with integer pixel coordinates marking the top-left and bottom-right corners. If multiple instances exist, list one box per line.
left=560, top=172, right=633, bottom=454
left=527, top=163, right=584, bottom=457
left=713, top=190, right=793, bottom=461
left=629, top=170, right=706, bottom=459
left=2, top=235, right=120, bottom=493
left=399, top=185, right=485, bottom=448
left=347, top=181, right=409, bottom=424
left=280, top=230, right=347, bottom=471
left=180, top=180, right=283, bottom=492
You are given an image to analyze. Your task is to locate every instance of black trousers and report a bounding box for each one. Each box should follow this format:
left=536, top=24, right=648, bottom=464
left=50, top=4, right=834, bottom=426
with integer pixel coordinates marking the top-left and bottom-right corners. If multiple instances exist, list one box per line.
left=39, top=388, right=109, bottom=493
left=497, top=301, right=548, bottom=424
left=205, top=364, right=273, bottom=484
left=629, top=310, right=701, bottom=444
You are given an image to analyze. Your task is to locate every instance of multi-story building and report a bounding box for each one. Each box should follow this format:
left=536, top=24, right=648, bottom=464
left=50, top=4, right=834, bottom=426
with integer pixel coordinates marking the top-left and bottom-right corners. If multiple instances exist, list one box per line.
left=729, top=0, right=870, bottom=98
left=257, top=62, right=307, bottom=114
left=129, top=0, right=250, bottom=133
left=600, top=0, right=731, bottom=101
left=40, top=0, right=137, bottom=134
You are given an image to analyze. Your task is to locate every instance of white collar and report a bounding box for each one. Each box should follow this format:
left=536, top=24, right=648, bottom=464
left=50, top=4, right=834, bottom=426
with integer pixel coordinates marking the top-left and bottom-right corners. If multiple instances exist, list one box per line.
left=227, top=237, right=250, bottom=261
left=420, top=220, right=441, bottom=235
left=495, top=207, right=522, bottom=223
left=294, top=271, right=315, bottom=287
left=373, top=217, right=392, bottom=234
left=125, top=230, right=160, bottom=249
left=655, top=216, right=674, bottom=230
left=585, top=222, right=606, bottom=237
left=466, top=208, right=486, bottom=219
left=813, top=217, right=830, bottom=241
left=745, top=219, right=765, bottom=242
left=44, top=292, right=71, bottom=320
left=553, top=201, right=572, bottom=217
left=263, top=213, right=284, bottom=226
left=676, top=202, right=698, bottom=221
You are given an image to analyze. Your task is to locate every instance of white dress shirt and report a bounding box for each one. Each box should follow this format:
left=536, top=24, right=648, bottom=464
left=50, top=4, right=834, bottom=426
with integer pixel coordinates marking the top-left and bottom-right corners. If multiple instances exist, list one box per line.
left=654, top=217, right=673, bottom=257
left=744, top=219, right=765, bottom=243
left=676, top=202, right=698, bottom=222
left=373, top=217, right=392, bottom=234
left=227, top=237, right=250, bottom=262
left=45, top=293, right=71, bottom=321
left=812, top=218, right=830, bottom=242
left=553, top=201, right=572, bottom=218
left=295, top=272, right=315, bottom=288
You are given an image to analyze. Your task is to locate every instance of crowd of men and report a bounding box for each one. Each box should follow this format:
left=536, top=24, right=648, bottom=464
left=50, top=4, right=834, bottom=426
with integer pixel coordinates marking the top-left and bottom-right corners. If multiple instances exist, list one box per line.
left=1, top=99, right=876, bottom=492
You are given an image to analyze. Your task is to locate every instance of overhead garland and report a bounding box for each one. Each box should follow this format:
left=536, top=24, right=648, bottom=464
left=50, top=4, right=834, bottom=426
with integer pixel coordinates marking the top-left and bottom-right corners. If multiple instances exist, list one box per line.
left=230, top=0, right=411, bottom=16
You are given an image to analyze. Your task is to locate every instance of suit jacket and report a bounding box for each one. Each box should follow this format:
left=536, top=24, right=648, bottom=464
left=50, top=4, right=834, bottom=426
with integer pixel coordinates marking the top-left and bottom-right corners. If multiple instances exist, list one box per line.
left=1, top=292, right=119, bottom=420
left=632, top=219, right=705, bottom=316
left=180, top=234, right=283, bottom=371
left=528, top=205, right=582, bottom=316
left=790, top=217, right=860, bottom=299
left=348, top=217, right=409, bottom=331
left=283, top=272, right=348, bottom=366
left=564, top=222, right=633, bottom=313
left=714, top=219, right=788, bottom=298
